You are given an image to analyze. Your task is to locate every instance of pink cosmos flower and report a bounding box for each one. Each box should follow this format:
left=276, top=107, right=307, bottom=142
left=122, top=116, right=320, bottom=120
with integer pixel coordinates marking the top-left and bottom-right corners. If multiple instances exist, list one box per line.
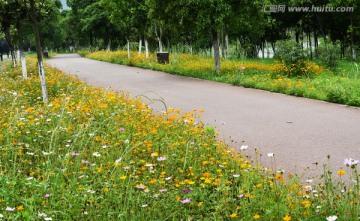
left=344, top=158, right=359, bottom=166
left=43, top=193, right=50, bottom=198
left=180, top=198, right=191, bottom=204
left=157, top=156, right=167, bottom=161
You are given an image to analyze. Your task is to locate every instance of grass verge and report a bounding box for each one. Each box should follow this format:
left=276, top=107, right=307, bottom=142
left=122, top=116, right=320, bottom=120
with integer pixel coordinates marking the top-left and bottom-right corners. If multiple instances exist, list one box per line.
left=0, top=59, right=359, bottom=220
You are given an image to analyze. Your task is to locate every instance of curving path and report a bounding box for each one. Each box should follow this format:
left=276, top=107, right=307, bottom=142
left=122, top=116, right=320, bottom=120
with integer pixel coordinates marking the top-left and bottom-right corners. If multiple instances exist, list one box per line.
left=46, top=54, right=360, bottom=178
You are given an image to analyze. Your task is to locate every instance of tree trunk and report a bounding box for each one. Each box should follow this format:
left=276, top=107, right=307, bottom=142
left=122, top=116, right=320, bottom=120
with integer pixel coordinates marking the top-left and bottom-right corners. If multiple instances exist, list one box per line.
left=308, top=32, right=313, bottom=60
left=158, top=38, right=163, bottom=52
left=271, top=42, right=276, bottom=56
left=20, top=51, right=27, bottom=80
left=17, top=21, right=28, bottom=78
left=211, top=29, right=220, bottom=74
left=144, top=38, right=149, bottom=58
left=236, top=37, right=240, bottom=59
left=314, top=30, right=319, bottom=58
left=138, top=38, right=142, bottom=55
left=155, top=24, right=163, bottom=52
left=295, top=30, right=300, bottom=44
left=225, top=34, right=229, bottom=59
left=5, top=29, right=17, bottom=67
left=107, top=39, right=111, bottom=51
left=350, top=15, right=356, bottom=60
left=29, top=0, right=48, bottom=103
left=127, top=39, right=130, bottom=58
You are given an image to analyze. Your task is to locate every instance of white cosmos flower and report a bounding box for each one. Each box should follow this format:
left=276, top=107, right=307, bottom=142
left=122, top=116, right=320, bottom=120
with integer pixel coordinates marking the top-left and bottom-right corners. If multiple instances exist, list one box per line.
left=42, top=151, right=53, bottom=156
left=267, top=153, right=274, bottom=157
left=5, top=207, right=15, bottom=211
left=92, top=152, right=101, bottom=157
left=240, top=145, right=248, bottom=150
left=326, top=215, right=338, bottom=221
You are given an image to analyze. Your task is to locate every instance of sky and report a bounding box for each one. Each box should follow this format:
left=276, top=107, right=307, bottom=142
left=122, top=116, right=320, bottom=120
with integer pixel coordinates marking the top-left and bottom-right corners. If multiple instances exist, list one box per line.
left=60, top=0, right=70, bottom=10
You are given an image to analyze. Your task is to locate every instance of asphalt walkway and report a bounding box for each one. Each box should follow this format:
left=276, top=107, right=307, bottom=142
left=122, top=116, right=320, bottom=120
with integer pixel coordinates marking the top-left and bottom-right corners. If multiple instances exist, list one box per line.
left=46, top=54, right=360, bottom=177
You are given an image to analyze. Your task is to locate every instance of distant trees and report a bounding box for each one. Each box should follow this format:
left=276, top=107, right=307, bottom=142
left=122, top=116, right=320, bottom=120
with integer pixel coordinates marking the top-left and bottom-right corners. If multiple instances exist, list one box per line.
left=1, top=0, right=359, bottom=73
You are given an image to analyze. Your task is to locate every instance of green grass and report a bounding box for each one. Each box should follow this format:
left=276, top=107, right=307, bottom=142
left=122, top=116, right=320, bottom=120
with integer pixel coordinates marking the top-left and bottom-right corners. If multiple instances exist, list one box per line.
left=337, top=60, right=360, bottom=79
left=80, top=50, right=360, bottom=108
left=1, top=58, right=359, bottom=220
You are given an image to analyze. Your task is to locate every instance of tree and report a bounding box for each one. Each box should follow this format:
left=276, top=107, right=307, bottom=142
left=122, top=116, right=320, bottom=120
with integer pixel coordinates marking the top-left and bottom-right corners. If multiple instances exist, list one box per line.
left=0, top=0, right=20, bottom=67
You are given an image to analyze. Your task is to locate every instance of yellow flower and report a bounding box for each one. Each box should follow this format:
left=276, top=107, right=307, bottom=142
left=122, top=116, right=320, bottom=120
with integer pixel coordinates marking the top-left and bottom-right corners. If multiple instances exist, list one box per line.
left=283, top=214, right=291, bottom=221
left=17, top=205, right=24, bottom=211
left=274, top=173, right=283, bottom=180
left=103, top=187, right=109, bottom=192
left=230, top=213, right=237, bottom=218
left=337, top=169, right=345, bottom=176
left=253, top=214, right=261, bottom=219
left=198, top=202, right=203, bottom=207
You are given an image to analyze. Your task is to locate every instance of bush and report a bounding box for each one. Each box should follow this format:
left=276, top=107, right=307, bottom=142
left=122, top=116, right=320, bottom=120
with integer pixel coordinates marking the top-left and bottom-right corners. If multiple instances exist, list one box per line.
left=316, top=40, right=341, bottom=71
left=275, top=40, right=311, bottom=77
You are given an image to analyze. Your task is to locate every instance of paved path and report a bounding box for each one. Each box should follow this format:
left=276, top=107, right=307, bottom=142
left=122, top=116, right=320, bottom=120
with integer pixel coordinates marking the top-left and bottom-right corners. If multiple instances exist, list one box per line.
left=47, top=54, right=360, bottom=178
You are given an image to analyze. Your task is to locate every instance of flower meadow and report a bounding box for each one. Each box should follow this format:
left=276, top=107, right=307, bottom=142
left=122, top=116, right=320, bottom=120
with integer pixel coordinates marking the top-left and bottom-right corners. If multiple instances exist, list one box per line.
left=0, top=59, right=359, bottom=220
left=81, top=50, right=360, bottom=107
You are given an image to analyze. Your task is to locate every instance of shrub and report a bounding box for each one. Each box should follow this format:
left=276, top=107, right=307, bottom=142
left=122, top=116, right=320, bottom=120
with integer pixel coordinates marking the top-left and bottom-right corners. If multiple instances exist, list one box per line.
left=316, top=40, right=341, bottom=71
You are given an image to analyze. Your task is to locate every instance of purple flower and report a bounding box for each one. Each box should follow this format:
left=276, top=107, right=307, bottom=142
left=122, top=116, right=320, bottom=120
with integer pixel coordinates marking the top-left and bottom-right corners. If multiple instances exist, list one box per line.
left=157, top=156, right=167, bottom=161
left=159, top=189, right=167, bottom=193
left=71, top=152, right=79, bottom=156
left=180, top=198, right=191, bottom=204
left=182, top=189, right=193, bottom=194
left=344, top=158, right=359, bottom=166
left=43, top=193, right=50, bottom=198
left=119, top=127, right=125, bottom=132
left=136, top=184, right=146, bottom=190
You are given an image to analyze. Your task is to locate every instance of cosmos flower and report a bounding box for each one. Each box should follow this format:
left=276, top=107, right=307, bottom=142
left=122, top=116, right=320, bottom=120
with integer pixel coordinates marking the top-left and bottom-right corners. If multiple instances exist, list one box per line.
left=180, top=198, right=191, bottom=204
left=326, top=215, right=338, bottom=221
left=344, top=158, right=359, bottom=166
left=157, top=156, right=167, bottom=161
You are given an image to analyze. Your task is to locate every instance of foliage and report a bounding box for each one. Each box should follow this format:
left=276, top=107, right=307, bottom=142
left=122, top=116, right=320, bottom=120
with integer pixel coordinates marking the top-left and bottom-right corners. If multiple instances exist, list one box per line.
left=275, top=40, right=312, bottom=78
left=0, top=59, right=359, bottom=220
left=316, top=40, right=341, bottom=71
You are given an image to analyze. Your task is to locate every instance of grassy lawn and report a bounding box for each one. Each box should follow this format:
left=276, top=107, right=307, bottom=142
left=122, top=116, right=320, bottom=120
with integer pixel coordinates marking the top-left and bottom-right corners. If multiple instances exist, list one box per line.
left=81, top=50, right=360, bottom=107
left=0, top=57, right=359, bottom=220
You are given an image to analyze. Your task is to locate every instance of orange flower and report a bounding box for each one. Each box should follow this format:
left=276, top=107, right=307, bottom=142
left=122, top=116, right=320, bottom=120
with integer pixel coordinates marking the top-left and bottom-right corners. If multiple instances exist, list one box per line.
left=202, top=172, right=211, bottom=177
left=337, top=169, right=345, bottom=176
left=283, top=214, right=291, bottom=221
left=275, top=173, right=283, bottom=180
left=17, top=205, right=24, bottom=211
